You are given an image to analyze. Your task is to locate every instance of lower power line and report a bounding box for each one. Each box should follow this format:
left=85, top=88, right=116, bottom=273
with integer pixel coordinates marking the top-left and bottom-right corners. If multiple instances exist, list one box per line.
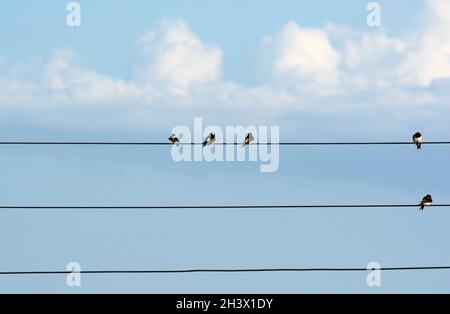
left=2, top=266, right=450, bottom=276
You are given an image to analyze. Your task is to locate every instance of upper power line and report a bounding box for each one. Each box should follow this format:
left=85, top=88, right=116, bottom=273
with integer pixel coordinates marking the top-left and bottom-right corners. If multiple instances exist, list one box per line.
left=1, top=141, right=450, bottom=146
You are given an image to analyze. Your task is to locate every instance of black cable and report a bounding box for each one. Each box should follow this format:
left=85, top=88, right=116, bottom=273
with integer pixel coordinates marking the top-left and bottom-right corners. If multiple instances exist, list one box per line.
left=0, top=204, right=448, bottom=210
left=1, top=266, right=450, bottom=276
left=0, top=141, right=449, bottom=146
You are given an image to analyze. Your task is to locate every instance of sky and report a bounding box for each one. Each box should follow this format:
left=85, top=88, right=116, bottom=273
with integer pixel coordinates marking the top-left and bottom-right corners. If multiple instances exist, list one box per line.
left=0, top=0, right=449, bottom=293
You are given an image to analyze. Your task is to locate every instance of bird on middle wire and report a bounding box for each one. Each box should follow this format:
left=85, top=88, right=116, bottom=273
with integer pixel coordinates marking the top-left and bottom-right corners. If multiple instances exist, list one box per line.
left=413, top=132, right=423, bottom=150
left=203, top=132, right=216, bottom=147
left=419, top=194, right=433, bottom=210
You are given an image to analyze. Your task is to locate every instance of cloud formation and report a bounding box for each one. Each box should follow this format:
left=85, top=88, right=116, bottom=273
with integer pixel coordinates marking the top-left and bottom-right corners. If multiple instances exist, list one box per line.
left=264, top=0, right=450, bottom=94
left=271, top=21, right=341, bottom=88
left=0, top=1, right=449, bottom=132
left=133, top=20, right=222, bottom=88
left=397, top=0, right=450, bottom=87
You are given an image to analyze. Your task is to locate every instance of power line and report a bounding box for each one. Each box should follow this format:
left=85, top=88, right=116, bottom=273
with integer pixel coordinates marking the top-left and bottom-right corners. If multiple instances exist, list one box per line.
left=0, top=204, right=448, bottom=210
left=0, top=141, right=450, bottom=146
left=1, top=266, right=450, bottom=276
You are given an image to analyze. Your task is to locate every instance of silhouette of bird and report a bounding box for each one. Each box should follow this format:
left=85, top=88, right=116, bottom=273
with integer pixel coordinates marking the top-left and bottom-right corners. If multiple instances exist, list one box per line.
left=242, top=133, right=254, bottom=147
left=202, top=132, right=216, bottom=147
left=168, top=134, right=180, bottom=146
left=413, top=132, right=422, bottom=150
left=419, top=194, right=432, bottom=210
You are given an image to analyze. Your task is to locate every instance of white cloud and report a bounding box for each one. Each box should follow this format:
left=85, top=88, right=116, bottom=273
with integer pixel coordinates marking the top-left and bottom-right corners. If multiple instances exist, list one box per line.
left=0, top=50, right=142, bottom=108
left=266, top=0, right=450, bottom=91
left=270, top=21, right=341, bottom=88
left=42, top=50, right=142, bottom=104
left=341, top=32, right=405, bottom=70
left=396, top=0, right=450, bottom=87
left=0, top=1, right=450, bottom=132
left=133, top=19, right=222, bottom=88
left=0, top=20, right=225, bottom=110
left=327, top=27, right=407, bottom=91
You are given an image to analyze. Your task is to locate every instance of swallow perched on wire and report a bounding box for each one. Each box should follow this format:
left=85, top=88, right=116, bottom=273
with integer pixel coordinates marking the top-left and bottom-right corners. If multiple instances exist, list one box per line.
left=413, top=132, right=422, bottom=150
left=168, top=133, right=180, bottom=146
left=419, top=194, right=432, bottom=210
left=202, top=132, right=216, bottom=147
left=242, top=133, right=254, bottom=147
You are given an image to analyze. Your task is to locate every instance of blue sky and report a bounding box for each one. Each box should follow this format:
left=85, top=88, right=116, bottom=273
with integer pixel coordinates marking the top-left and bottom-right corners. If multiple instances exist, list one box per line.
left=0, top=0, right=450, bottom=293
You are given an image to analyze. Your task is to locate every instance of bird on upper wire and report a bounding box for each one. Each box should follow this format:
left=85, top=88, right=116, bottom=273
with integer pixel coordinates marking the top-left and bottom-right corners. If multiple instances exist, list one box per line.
left=168, top=133, right=180, bottom=146
left=203, top=132, right=216, bottom=147
left=419, top=194, right=433, bottom=210
left=413, top=132, right=422, bottom=150
left=242, top=132, right=254, bottom=147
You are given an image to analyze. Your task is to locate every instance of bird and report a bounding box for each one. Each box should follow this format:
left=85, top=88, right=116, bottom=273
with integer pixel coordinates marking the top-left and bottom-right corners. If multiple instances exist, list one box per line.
left=202, top=132, right=216, bottom=147
left=168, top=134, right=180, bottom=146
left=419, top=194, right=432, bottom=210
left=242, top=133, right=254, bottom=147
left=413, top=132, right=422, bottom=150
